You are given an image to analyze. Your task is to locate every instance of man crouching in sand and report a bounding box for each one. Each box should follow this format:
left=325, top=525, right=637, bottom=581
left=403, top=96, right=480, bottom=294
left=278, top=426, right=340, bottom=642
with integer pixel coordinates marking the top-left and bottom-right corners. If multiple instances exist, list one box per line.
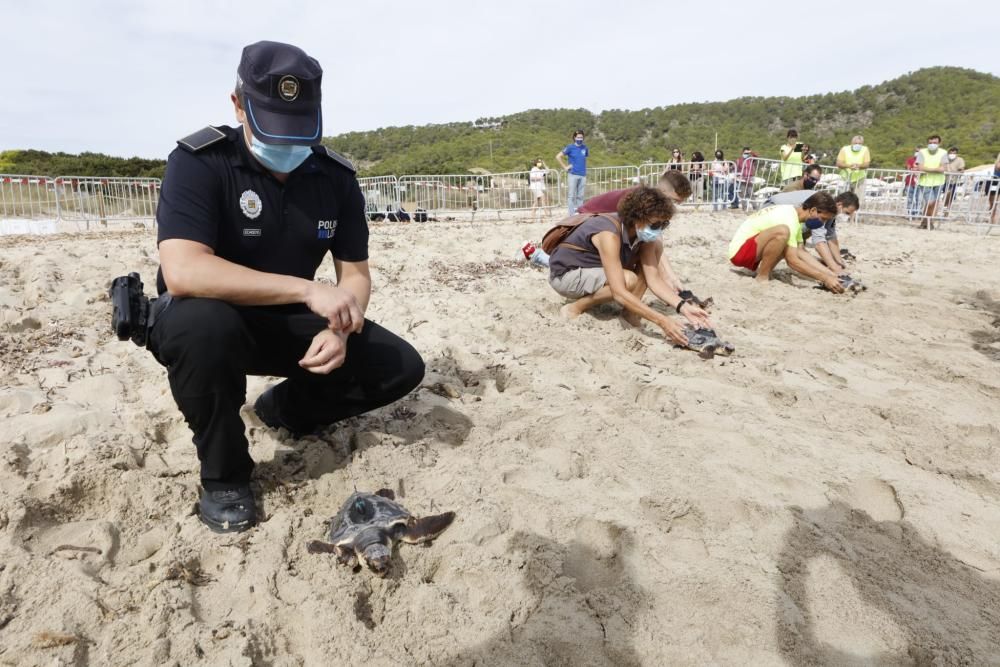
left=728, top=191, right=845, bottom=292
left=547, top=186, right=710, bottom=344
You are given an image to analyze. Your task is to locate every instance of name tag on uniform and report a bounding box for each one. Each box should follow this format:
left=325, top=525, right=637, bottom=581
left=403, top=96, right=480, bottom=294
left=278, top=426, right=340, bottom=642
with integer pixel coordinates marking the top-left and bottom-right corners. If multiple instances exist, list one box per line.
left=243, top=228, right=262, bottom=236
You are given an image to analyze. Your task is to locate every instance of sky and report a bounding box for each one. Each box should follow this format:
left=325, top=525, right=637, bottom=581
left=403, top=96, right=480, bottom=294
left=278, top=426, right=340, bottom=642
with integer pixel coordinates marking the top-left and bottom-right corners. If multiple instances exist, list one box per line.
left=3, top=0, right=997, bottom=159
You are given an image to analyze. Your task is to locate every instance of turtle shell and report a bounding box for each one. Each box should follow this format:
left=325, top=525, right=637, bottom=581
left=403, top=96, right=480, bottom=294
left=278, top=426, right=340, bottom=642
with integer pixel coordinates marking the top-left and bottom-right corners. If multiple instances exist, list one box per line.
left=329, top=492, right=412, bottom=548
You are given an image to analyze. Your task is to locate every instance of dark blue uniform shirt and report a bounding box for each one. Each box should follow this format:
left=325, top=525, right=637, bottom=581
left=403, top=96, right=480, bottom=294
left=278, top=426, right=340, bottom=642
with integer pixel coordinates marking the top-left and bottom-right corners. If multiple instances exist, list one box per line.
left=155, top=125, right=367, bottom=295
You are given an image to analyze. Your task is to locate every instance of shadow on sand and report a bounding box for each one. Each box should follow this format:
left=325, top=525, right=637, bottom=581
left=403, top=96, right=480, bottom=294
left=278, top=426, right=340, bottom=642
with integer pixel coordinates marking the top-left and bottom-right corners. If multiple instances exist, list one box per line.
left=443, top=529, right=646, bottom=667
left=775, top=501, right=1000, bottom=665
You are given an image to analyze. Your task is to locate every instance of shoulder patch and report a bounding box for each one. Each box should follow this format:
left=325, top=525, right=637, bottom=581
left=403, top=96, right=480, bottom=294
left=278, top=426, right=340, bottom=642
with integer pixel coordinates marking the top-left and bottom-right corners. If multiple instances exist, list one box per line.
left=314, top=146, right=356, bottom=173
left=177, top=126, right=227, bottom=153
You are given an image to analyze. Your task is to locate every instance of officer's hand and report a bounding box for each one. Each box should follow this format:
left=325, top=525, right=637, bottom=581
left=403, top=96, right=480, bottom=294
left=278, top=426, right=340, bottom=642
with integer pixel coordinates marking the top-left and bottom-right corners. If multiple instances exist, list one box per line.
left=299, top=329, right=348, bottom=374
left=305, top=283, right=365, bottom=333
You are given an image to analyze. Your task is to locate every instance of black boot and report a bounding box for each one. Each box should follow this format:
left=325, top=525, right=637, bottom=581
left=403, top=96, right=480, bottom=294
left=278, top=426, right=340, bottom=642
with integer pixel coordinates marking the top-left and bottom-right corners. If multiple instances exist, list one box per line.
left=199, top=486, right=257, bottom=533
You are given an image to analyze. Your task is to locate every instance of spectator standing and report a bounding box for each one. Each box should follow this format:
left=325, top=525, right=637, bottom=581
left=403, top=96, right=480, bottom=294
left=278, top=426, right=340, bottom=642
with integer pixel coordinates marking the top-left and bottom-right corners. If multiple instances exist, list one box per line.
left=801, top=144, right=816, bottom=166
left=904, top=146, right=922, bottom=218
left=668, top=148, right=684, bottom=171
left=689, top=151, right=705, bottom=202
left=556, top=129, right=589, bottom=215
left=736, top=147, right=757, bottom=210
left=915, top=134, right=950, bottom=229
left=779, top=129, right=804, bottom=185
left=710, top=150, right=731, bottom=211
left=988, top=152, right=1000, bottom=225
left=942, top=146, right=965, bottom=213
left=836, top=135, right=871, bottom=194
left=529, top=158, right=550, bottom=221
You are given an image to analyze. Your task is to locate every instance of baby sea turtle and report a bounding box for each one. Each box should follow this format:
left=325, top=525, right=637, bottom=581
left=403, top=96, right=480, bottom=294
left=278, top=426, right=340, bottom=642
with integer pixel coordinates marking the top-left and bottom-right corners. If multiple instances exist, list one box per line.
left=816, top=274, right=866, bottom=294
left=679, top=326, right=735, bottom=360
left=678, top=289, right=714, bottom=309
left=307, top=489, right=455, bottom=577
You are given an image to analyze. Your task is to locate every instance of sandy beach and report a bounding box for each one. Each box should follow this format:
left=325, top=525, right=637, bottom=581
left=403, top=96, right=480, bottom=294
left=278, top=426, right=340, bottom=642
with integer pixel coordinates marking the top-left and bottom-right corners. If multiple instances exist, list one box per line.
left=1, top=211, right=999, bottom=666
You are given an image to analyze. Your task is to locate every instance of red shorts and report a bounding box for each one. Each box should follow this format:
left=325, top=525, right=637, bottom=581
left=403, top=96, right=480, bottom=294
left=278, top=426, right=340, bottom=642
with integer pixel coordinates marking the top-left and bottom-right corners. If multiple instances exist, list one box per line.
left=730, top=234, right=760, bottom=270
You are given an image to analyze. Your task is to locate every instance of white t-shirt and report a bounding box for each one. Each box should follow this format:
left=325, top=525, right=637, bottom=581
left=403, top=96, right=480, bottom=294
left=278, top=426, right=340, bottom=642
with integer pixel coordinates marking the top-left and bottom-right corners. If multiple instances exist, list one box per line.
left=529, top=166, right=547, bottom=191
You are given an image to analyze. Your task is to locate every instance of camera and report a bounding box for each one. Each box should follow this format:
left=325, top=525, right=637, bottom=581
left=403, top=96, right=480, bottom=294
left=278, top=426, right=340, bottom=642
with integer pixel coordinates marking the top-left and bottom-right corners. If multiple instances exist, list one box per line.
left=109, top=272, right=152, bottom=347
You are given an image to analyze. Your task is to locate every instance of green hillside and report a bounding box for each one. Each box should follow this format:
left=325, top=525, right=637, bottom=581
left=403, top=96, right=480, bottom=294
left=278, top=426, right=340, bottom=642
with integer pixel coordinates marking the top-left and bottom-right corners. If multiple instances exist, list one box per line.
left=326, top=67, right=1000, bottom=176
left=2, top=67, right=997, bottom=178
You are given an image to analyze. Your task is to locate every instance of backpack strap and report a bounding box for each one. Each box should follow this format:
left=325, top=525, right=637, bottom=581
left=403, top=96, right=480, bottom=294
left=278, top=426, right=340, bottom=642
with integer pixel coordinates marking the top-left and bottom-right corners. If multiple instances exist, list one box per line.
left=556, top=213, right=622, bottom=251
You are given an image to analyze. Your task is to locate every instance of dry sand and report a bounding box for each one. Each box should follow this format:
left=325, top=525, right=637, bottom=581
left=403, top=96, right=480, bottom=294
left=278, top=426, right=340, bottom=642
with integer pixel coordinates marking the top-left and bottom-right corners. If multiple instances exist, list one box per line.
left=1, top=211, right=999, bottom=666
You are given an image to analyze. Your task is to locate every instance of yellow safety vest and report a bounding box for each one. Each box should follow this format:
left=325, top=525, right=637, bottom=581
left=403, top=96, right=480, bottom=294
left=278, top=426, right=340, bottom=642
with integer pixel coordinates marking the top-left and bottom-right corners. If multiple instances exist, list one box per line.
left=839, top=145, right=868, bottom=184
left=780, top=144, right=803, bottom=181
left=918, top=149, right=946, bottom=187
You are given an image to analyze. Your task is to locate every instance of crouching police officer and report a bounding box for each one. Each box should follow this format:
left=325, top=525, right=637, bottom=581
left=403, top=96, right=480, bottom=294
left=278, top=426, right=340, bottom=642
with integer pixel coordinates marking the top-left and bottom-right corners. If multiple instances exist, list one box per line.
left=149, top=41, right=425, bottom=533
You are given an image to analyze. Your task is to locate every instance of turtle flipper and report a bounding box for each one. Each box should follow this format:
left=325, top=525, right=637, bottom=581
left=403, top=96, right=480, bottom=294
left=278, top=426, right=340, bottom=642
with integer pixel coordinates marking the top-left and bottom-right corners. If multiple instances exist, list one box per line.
left=374, top=488, right=396, bottom=500
left=307, top=540, right=338, bottom=555
left=400, top=512, right=456, bottom=544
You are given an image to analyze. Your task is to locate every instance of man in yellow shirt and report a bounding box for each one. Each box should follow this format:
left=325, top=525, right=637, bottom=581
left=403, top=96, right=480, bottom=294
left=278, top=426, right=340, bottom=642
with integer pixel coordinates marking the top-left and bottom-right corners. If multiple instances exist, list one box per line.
left=836, top=135, right=871, bottom=194
left=728, top=191, right=844, bottom=292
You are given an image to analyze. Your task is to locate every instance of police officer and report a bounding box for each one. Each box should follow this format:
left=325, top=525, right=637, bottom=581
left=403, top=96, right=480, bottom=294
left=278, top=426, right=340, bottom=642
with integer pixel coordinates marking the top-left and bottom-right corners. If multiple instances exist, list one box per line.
left=150, top=41, right=425, bottom=533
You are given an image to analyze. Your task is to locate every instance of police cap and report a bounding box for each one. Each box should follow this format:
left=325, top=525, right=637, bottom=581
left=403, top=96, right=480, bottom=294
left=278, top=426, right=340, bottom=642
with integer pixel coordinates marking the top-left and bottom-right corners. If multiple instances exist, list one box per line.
left=237, top=40, right=322, bottom=145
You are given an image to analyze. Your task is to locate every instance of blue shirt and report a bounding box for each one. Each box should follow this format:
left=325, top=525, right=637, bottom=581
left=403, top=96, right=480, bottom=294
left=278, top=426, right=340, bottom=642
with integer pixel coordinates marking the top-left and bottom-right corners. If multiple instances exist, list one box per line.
left=562, top=143, right=589, bottom=176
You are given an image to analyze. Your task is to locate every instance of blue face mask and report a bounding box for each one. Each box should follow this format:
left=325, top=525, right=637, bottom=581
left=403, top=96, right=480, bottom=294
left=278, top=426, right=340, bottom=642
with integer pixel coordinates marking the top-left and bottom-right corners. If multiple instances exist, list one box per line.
left=636, top=226, right=663, bottom=243
left=575, top=138, right=584, bottom=145
left=246, top=126, right=313, bottom=173
left=803, top=218, right=825, bottom=231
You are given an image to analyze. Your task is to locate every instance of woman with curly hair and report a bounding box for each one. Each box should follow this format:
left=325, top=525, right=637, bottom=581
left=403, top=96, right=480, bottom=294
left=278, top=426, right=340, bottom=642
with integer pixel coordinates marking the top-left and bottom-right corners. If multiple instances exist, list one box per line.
left=547, top=186, right=711, bottom=343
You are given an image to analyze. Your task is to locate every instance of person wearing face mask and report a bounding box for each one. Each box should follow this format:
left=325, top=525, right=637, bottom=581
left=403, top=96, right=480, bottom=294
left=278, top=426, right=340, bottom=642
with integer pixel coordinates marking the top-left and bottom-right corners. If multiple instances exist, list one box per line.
left=762, top=191, right=860, bottom=272
left=904, top=146, right=923, bottom=219
left=735, top=147, right=757, bottom=210
left=710, top=150, right=733, bottom=211
left=942, top=146, right=965, bottom=214
left=556, top=130, right=589, bottom=215
left=728, top=191, right=845, bottom=292
left=528, top=158, right=550, bottom=221
left=836, top=135, right=871, bottom=195
left=149, top=41, right=425, bottom=533
left=781, top=164, right=823, bottom=192
left=575, top=171, right=710, bottom=326
left=547, top=186, right=710, bottom=341
left=779, top=129, right=804, bottom=185
left=915, top=134, right=950, bottom=229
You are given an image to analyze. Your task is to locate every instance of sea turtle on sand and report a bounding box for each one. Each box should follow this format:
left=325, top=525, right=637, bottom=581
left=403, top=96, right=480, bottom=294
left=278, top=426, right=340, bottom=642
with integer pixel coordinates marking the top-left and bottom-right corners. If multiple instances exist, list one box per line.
left=678, top=326, right=736, bottom=360
left=816, top=274, right=866, bottom=294
left=307, top=489, right=455, bottom=577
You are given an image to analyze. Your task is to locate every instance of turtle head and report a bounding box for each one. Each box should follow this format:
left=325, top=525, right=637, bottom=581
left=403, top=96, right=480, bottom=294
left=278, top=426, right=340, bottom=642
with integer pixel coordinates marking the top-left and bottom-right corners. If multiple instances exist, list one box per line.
left=362, top=542, right=392, bottom=576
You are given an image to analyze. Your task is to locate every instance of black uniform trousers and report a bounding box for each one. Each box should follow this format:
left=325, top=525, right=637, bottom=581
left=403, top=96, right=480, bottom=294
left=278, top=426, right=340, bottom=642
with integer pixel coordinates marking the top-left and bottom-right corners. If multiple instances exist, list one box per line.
left=148, top=297, right=425, bottom=491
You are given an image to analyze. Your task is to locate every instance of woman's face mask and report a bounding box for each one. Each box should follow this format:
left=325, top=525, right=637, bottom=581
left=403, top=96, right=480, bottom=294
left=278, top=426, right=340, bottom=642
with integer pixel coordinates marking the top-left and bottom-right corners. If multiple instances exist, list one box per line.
left=636, top=226, right=663, bottom=243
left=851, top=143, right=862, bottom=152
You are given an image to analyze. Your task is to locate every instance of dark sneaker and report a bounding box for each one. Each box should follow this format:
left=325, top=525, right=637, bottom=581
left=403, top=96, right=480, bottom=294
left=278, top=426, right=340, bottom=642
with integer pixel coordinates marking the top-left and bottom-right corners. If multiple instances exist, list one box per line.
left=254, top=385, right=311, bottom=437
left=199, top=486, right=257, bottom=533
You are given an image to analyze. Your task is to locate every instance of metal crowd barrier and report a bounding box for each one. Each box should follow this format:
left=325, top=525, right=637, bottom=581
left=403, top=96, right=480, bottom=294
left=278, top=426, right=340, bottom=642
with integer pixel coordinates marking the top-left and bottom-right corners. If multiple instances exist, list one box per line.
left=581, top=165, right=639, bottom=202
left=0, top=174, right=160, bottom=230
left=0, top=175, right=59, bottom=219
left=4, top=164, right=997, bottom=233
left=852, top=167, right=999, bottom=230
left=638, top=162, right=740, bottom=208
left=397, top=170, right=564, bottom=219
left=52, top=177, right=160, bottom=228
left=358, top=175, right=402, bottom=221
